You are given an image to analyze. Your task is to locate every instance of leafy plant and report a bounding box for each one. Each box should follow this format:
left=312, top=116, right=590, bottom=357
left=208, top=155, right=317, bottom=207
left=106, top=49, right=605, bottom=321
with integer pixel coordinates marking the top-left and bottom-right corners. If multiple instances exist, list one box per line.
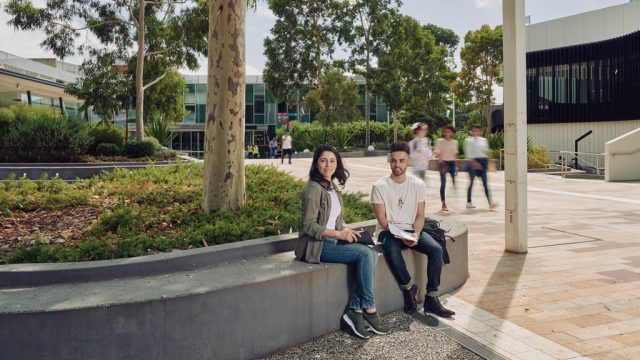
left=0, top=106, right=91, bottom=162
left=2, top=164, right=375, bottom=263
left=95, top=143, right=121, bottom=157
left=88, top=124, right=125, bottom=154
left=332, top=124, right=354, bottom=151
left=124, top=141, right=156, bottom=158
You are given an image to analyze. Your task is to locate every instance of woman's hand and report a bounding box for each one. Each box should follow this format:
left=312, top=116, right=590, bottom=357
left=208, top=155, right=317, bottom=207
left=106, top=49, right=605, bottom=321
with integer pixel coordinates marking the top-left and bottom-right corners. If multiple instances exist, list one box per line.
left=336, top=228, right=361, bottom=243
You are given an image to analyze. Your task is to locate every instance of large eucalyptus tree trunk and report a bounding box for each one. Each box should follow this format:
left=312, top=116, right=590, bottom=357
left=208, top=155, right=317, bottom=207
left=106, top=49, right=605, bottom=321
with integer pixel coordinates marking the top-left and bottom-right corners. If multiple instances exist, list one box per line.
left=203, top=0, right=246, bottom=212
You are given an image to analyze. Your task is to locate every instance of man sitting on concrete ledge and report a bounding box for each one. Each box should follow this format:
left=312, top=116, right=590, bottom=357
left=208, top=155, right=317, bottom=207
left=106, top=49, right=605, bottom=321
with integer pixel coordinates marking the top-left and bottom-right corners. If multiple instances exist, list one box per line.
left=371, top=142, right=455, bottom=318
left=295, top=145, right=390, bottom=339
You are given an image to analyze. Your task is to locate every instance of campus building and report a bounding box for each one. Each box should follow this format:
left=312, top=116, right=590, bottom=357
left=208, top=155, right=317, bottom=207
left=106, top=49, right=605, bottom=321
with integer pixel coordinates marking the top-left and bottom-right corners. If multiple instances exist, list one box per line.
left=524, top=0, right=640, bottom=161
left=170, top=75, right=390, bottom=157
left=0, top=50, right=90, bottom=119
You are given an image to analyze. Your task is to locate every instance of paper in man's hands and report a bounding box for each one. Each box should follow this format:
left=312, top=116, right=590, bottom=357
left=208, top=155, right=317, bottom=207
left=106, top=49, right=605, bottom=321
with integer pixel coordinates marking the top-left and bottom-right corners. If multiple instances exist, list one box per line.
left=388, top=224, right=417, bottom=242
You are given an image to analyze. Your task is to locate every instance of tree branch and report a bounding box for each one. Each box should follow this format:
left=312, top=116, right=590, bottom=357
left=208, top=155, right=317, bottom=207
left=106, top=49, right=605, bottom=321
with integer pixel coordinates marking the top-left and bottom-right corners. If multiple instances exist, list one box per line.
left=129, top=0, right=138, bottom=26
left=52, top=18, right=133, bottom=31
left=143, top=70, right=168, bottom=90
left=144, top=40, right=181, bottom=57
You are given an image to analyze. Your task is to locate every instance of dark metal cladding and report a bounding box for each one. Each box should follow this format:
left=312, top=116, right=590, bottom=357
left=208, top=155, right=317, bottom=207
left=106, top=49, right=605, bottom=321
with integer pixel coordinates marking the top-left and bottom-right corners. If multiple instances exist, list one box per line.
left=526, top=30, right=640, bottom=124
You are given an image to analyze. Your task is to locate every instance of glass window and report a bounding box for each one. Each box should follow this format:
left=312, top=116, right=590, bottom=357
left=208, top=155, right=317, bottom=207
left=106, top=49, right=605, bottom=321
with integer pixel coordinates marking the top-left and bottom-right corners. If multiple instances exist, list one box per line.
left=184, top=104, right=196, bottom=123
left=254, top=114, right=265, bottom=124
left=197, top=104, right=206, bottom=123
left=254, top=83, right=265, bottom=94
left=254, top=94, right=265, bottom=114
left=172, top=134, right=180, bottom=150
left=181, top=132, right=191, bottom=151
left=186, top=84, right=196, bottom=93
left=196, top=84, right=207, bottom=94
left=245, top=104, right=254, bottom=124
left=245, top=84, right=254, bottom=104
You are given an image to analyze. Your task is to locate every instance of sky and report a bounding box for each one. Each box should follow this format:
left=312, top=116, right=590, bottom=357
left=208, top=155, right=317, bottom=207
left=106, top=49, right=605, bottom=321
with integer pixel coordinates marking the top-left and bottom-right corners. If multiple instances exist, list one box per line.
left=0, top=0, right=629, bottom=76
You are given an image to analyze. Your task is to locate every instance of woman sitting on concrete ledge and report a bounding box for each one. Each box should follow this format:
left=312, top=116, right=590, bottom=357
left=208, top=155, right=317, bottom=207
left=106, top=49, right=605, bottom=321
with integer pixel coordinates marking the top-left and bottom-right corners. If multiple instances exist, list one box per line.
left=295, top=145, right=390, bottom=339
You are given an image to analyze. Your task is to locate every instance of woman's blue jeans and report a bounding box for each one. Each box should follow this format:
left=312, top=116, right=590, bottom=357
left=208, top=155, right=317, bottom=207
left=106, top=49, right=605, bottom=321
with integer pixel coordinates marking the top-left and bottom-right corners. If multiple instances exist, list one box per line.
left=320, top=238, right=378, bottom=309
left=379, top=230, right=443, bottom=296
left=439, top=160, right=457, bottom=201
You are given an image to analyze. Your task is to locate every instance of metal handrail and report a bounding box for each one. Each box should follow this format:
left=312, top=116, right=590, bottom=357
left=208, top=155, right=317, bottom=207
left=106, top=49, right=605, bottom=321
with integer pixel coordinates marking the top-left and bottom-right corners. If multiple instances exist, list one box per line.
left=559, top=150, right=605, bottom=177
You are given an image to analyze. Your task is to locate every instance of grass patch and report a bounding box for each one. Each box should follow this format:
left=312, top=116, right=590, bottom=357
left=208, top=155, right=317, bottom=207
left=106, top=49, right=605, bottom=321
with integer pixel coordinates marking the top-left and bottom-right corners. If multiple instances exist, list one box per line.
left=1, top=163, right=374, bottom=263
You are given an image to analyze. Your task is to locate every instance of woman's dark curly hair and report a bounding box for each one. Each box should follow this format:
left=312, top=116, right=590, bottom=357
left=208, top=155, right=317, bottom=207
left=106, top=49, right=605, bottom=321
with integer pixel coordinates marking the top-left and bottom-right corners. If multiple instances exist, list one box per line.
left=309, top=145, right=350, bottom=189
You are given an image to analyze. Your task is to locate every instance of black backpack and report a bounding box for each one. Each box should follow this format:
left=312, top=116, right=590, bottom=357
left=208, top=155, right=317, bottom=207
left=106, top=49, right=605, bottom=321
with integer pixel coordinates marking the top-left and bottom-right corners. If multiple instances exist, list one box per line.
left=422, top=218, right=454, bottom=264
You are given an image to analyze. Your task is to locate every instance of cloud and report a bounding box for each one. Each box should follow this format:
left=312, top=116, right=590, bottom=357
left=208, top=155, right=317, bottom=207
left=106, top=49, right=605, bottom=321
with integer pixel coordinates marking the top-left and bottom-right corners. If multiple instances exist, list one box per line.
left=246, top=64, right=261, bottom=75
left=254, top=4, right=275, bottom=19
left=472, top=0, right=500, bottom=9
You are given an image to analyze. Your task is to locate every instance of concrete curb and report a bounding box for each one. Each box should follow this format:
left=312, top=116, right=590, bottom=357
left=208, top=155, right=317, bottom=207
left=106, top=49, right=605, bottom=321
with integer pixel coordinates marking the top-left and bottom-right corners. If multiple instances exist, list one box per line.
left=0, top=220, right=377, bottom=288
left=0, top=217, right=468, bottom=360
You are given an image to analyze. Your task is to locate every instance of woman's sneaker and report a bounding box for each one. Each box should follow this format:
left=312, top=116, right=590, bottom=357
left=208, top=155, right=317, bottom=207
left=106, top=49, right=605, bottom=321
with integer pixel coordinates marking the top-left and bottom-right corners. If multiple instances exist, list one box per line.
left=342, top=309, right=370, bottom=339
left=363, top=312, right=390, bottom=335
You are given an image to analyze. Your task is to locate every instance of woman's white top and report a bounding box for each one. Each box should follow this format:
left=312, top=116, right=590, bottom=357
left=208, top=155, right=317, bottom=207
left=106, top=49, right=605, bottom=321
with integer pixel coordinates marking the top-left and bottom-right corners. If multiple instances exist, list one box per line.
left=326, top=189, right=342, bottom=230
left=409, top=137, right=432, bottom=171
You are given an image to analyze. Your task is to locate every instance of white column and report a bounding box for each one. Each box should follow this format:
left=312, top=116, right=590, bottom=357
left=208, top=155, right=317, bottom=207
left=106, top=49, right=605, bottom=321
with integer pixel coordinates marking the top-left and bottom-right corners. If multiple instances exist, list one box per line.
left=503, top=0, right=528, bottom=253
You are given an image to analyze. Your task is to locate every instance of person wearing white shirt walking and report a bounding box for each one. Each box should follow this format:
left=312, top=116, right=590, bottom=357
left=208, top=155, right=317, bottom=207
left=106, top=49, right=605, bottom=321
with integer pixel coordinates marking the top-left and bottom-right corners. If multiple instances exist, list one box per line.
left=409, top=123, right=432, bottom=181
left=463, top=124, right=498, bottom=209
left=281, top=132, right=293, bottom=164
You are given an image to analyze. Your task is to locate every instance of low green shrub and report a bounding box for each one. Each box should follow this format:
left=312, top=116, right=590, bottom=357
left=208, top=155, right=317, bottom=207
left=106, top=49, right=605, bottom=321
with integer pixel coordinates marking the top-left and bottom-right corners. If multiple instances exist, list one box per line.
left=0, top=107, right=90, bottom=162
left=143, top=136, right=163, bottom=152
left=88, top=124, right=125, bottom=154
left=95, top=143, right=121, bottom=156
left=124, top=140, right=156, bottom=158
left=3, top=164, right=375, bottom=263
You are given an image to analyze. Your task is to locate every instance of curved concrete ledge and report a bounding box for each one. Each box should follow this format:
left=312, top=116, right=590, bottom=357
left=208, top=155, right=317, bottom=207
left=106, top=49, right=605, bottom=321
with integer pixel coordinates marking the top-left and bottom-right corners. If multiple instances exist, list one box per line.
left=0, top=161, right=182, bottom=181
left=0, top=219, right=376, bottom=288
left=0, top=216, right=468, bottom=360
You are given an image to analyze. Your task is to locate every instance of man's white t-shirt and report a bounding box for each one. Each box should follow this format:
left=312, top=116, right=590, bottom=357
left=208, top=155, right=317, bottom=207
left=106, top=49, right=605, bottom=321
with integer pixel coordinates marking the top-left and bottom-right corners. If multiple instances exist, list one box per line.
left=282, top=135, right=292, bottom=150
left=464, top=136, right=488, bottom=159
left=326, top=189, right=341, bottom=230
left=370, top=174, right=426, bottom=231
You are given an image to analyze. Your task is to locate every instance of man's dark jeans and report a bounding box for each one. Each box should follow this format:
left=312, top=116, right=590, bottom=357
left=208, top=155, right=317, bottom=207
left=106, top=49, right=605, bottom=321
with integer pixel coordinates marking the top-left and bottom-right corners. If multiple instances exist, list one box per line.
left=379, top=230, right=443, bottom=296
left=466, top=157, right=491, bottom=203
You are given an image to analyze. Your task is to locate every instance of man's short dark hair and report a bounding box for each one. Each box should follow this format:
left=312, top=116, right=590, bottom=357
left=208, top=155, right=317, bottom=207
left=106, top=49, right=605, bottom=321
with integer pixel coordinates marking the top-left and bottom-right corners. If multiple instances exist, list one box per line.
left=443, top=124, right=455, bottom=132
left=390, top=141, right=410, bottom=155
left=471, top=124, right=483, bottom=130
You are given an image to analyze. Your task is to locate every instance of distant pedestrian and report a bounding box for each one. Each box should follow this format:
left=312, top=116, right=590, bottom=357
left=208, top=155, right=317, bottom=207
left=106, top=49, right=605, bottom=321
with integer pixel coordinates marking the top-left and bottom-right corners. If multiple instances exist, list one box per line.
left=409, top=122, right=432, bottom=181
left=281, top=131, right=293, bottom=164
left=463, top=124, right=498, bottom=209
left=435, top=125, right=458, bottom=212
left=268, top=137, right=279, bottom=159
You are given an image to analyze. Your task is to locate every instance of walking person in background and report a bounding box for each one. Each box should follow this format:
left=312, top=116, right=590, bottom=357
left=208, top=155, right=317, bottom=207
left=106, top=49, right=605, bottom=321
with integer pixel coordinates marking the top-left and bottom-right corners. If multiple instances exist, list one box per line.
left=296, top=145, right=390, bottom=339
left=434, top=125, right=458, bottom=212
left=268, top=137, right=279, bottom=159
left=409, top=122, right=432, bottom=182
left=464, top=124, right=498, bottom=209
left=281, top=131, right=293, bottom=165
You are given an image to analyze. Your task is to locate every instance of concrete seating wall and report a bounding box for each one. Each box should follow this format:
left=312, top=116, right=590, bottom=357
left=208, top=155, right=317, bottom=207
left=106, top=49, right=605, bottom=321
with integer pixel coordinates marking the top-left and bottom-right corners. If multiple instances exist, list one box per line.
left=0, top=217, right=468, bottom=360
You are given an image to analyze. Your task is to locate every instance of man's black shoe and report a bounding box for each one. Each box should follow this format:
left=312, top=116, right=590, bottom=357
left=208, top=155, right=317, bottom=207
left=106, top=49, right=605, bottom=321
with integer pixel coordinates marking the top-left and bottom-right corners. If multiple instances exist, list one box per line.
left=402, top=284, right=419, bottom=314
left=424, top=296, right=455, bottom=317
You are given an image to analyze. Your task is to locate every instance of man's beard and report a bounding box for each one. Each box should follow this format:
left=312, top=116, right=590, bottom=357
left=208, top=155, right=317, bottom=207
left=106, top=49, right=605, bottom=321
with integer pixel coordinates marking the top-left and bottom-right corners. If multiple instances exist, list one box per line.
left=392, top=167, right=405, bottom=176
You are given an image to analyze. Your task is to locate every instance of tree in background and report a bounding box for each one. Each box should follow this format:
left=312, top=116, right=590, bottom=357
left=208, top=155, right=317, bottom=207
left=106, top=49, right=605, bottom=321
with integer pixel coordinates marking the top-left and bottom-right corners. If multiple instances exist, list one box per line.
left=65, top=50, right=131, bottom=123
left=371, top=16, right=452, bottom=141
left=306, top=67, right=359, bottom=126
left=5, top=0, right=206, bottom=140
left=263, top=0, right=349, bottom=107
left=143, top=68, right=186, bottom=146
left=343, top=0, right=401, bottom=148
left=455, top=24, right=503, bottom=133
left=423, top=23, right=460, bottom=61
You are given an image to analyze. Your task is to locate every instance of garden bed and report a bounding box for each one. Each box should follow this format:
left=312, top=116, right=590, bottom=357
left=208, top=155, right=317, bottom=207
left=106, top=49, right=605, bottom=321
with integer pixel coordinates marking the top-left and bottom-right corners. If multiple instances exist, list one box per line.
left=0, top=163, right=373, bottom=264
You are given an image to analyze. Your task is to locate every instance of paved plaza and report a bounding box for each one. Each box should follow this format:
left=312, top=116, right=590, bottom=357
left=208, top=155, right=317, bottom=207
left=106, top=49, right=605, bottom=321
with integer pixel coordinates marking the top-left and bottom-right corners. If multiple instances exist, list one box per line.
left=251, top=156, right=640, bottom=360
